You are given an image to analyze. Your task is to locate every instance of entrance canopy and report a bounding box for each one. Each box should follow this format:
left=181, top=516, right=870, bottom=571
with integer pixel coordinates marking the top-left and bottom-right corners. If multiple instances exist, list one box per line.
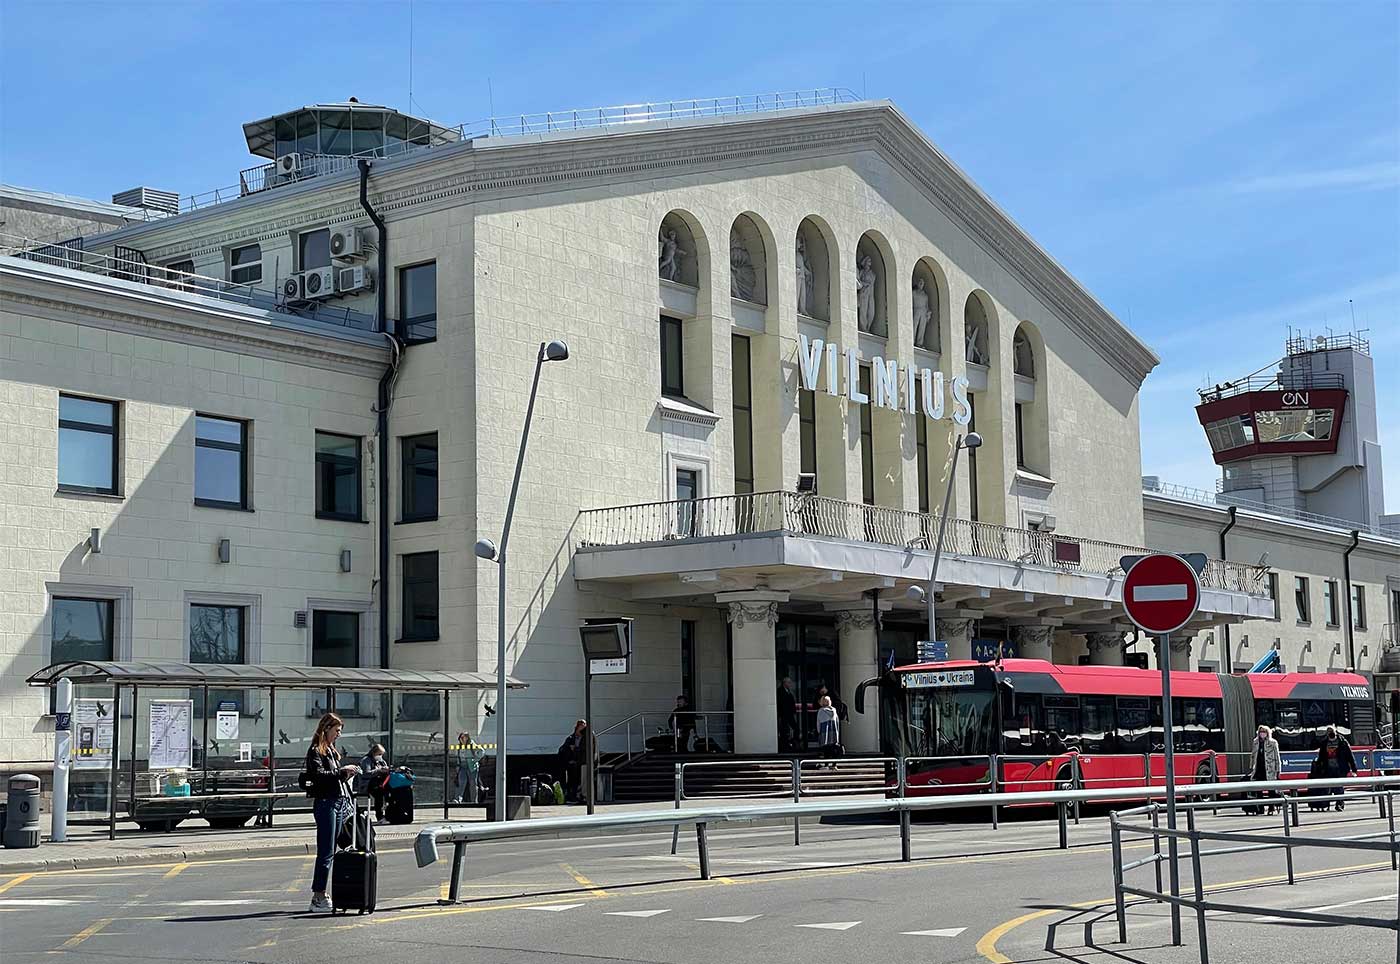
left=28, top=660, right=526, bottom=692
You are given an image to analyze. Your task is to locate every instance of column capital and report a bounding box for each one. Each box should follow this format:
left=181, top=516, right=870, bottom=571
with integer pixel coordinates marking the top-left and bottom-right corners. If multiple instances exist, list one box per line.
left=936, top=616, right=977, bottom=640
left=833, top=608, right=878, bottom=632
left=1012, top=624, right=1055, bottom=648
left=1169, top=635, right=1194, bottom=654
left=1086, top=631, right=1125, bottom=654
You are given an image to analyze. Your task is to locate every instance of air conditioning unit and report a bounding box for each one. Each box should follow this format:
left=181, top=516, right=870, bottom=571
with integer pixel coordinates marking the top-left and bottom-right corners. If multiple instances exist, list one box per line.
left=336, top=266, right=374, bottom=295
left=301, top=267, right=335, bottom=299
left=329, top=226, right=363, bottom=262
left=275, top=153, right=303, bottom=178
left=281, top=273, right=304, bottom=300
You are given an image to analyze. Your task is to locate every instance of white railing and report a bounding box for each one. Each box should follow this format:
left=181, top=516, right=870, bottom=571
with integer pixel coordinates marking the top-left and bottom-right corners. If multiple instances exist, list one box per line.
left=575, top=491, right=1269, bottom=596
left=1147, top=478, right=1397, bottom=542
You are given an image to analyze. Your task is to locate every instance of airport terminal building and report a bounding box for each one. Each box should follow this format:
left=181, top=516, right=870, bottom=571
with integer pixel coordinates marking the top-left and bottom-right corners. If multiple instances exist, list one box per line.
left=1, top=90, right=1354, bottom=778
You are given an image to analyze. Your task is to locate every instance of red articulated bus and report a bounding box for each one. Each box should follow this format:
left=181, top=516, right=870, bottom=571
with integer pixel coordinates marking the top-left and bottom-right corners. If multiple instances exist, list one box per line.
left=856, top=659, right=1379, bottom=798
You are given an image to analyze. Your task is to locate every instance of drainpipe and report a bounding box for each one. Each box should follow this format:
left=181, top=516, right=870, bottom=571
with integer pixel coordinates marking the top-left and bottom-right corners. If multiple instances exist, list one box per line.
left=1218, top=506, right=1238, bottom=661
left=1342, top=529, right=1361, bottom=670
left=359, top=159, right=395, bottom=670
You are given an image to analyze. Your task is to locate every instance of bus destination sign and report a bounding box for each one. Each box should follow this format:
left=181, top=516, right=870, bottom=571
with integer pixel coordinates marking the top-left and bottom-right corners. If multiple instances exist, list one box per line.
left=901, top=670, right=976, bottom=689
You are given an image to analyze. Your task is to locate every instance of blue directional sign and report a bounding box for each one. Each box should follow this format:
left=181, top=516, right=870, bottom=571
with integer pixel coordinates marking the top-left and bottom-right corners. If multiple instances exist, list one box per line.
left=1375, top=750, right=1400, bottom=770
left=972, top=639, right=1018, bottom=662
left=917, top=641, right=948, bottom=663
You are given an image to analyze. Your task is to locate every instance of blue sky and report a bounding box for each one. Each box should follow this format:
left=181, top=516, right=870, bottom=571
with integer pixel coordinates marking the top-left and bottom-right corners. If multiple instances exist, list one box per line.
left=3, top=1, right=1397, bottom=508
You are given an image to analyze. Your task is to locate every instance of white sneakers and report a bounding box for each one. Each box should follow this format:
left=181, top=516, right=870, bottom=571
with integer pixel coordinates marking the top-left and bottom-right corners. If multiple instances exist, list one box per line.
left=309, top=894, right=333, bottom=914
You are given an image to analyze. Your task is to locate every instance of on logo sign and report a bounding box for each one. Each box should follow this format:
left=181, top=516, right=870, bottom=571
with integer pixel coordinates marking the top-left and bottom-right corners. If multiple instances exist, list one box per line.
left=1280, top=391, right=1310, bottom=406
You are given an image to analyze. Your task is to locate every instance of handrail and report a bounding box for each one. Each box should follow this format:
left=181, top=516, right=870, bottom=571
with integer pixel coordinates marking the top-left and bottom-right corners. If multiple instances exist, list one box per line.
left=414, top=774, right=1398, bottom=902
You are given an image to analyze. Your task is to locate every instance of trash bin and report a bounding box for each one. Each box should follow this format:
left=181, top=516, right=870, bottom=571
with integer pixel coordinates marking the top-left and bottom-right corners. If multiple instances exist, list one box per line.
left=484, top=794, right=531, bottom=821
left=4, top=774, right=41, bottom=848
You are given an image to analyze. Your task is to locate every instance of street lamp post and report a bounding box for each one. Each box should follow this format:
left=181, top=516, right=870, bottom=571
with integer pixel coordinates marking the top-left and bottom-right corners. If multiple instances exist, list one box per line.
left=908, top=432, right=982, bottom=649
left=475, top=339, right=570, bottom=821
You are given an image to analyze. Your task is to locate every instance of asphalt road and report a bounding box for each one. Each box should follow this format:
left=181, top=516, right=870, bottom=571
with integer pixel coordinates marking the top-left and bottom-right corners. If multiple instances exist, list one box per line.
left=3, top=803, right=1395, bottom=964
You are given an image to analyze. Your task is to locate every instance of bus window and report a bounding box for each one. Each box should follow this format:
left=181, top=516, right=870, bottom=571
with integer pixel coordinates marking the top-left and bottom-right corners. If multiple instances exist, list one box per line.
left=1081, top=695, right=1114, bottom=753
left=1272, top=700, right=1308, bottom=751
left=1173, top=698, right=1224, bottom=753
left=1117, top=697, right=1151, bottom=753
left=1003, top=693, right=1042, bottom=754
left=1254, top=699, right=1276, bottom=729
left=1042, top=695, right=1080, bottom=753
left=909, top=687, right=996, bottom=758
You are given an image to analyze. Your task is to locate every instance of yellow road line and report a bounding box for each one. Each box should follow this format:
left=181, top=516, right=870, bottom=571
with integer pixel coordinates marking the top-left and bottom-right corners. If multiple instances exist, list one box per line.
left=561, top=863, right=608, bottom=897
left=162, top=862, right=189, bottom=879
left=0, top=873, right=34, bottom=894
left=975, top=859, right=1393, bottom=963
left=62, top=917, right=114, bottom=947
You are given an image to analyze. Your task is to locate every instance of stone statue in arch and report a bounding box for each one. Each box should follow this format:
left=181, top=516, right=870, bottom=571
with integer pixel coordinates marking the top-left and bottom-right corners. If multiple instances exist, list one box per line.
left=965, top=313, right=988, bottom=366
left=856, top=255, right=877, bottom=332
left=730, top=232, right=757, bottom=303
left=912, top=276, right=933, bottom=348
left=795, top=235, right=814, bottom=316
left=658, top=228, right=686, bottom=283
left=1013, top=330, right=1035, bottom=378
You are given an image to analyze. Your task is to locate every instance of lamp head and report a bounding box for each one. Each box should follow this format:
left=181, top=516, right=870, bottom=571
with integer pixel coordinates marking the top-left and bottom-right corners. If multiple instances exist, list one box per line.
left=474, top=538, right=499, bottom=561
left=963, top=431, right=984, bottom=450
left=906, top=585, right=927, bottom=603
left=795, top=472, right=817, bottom=494
left=544, top=340, right=570, bottom=362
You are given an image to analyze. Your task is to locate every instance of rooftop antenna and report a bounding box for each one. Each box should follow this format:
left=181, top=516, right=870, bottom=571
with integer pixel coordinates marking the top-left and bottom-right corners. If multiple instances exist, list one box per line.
left=408, top=0, right=414, bottom=110
left=488, top=77, right=496, bottom=117
left=1349, top=298, right=1356, bottom=331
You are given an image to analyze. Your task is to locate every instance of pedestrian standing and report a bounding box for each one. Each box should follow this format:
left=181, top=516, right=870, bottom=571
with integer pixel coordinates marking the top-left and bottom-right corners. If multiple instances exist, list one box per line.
left=668, top=695, right=696, bottom=753
left=777, top=677, right=798, bottom=753
left=1315, top=725, right=1356, bottom=811
left=816, top=695, right=841, bottom=767
left=572, top=720, right=597, bottom=805
left=305, top=712, right=358, bottom=914
left=358, top=743, right=390, bottom=822
left=1248, top=725, right=1281, bottom=814
left=453, top=732, right=484, bottom=804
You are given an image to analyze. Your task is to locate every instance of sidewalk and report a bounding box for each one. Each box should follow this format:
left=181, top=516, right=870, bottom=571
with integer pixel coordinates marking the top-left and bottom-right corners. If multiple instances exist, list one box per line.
left=0, top=794, right=855, bottom=874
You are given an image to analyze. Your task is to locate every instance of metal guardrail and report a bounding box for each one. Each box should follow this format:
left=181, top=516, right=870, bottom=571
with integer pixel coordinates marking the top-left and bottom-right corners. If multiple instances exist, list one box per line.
left=596, top=711, right=734, bottom=763
left=1146, top=479, right=1399, bottom=542
left=1110, top=787, right=1399, bottom=962
left=413, top=774, right=1398, bottom=903
left=575, top=492, right=1268, bottom=595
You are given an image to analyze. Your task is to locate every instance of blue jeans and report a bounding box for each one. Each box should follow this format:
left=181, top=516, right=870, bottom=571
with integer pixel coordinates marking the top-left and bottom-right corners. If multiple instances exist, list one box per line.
left=312, top=798, right=346, bottom=893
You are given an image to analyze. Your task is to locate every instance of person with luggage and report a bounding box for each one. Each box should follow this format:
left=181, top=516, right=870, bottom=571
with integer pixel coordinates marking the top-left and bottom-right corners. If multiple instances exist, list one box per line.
left=1245, top=724, right=1281, bottom=815
left=358, top=743, right=390, bottom=822
left=668, top=695, right=696, bottom=753
left=572, top=720, right=597, bottom=805
left=559, top=720, right=587, bottom=802
left=303, top=712, right=359, bottom=915
left=1315, top=725, right=1357, bottom=811
left=816, top=695, right=842, bottom=768
left=453, top=732, right=484, bottom=804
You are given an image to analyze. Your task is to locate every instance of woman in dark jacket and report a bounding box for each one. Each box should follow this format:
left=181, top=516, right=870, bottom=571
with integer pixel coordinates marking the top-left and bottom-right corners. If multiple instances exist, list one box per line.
left=305, top=712, right=359, bottom=913
left=1315, top=726, right=1357, bottom=811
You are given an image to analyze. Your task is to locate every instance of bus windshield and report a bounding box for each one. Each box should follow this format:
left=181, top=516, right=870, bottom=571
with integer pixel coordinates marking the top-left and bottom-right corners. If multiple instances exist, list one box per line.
left=904, top=686, right=996, bottom=758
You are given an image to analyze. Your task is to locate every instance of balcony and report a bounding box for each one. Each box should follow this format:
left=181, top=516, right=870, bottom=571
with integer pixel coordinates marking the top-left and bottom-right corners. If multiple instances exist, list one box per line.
left=574, top=492, right=1271, bottom=630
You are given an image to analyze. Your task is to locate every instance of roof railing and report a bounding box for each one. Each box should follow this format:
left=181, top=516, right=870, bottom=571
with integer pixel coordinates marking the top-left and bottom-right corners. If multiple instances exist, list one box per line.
left=1145, top=479, right=1396, bottom=541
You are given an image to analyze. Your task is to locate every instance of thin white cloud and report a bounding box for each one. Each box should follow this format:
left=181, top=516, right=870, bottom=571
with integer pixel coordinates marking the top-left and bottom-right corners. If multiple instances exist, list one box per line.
left=1221, top=161, right=1400, bottom=196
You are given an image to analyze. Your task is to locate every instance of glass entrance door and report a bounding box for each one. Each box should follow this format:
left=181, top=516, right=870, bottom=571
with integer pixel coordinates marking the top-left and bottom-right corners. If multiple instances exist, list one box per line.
left=775, top=620, right=840, bottom=752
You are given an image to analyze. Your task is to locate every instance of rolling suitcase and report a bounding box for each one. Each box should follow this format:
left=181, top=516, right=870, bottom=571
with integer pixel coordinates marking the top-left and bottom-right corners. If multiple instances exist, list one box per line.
left=331, top=805, right=377, bottom=915
left=385, top=784, right=414, bottom=824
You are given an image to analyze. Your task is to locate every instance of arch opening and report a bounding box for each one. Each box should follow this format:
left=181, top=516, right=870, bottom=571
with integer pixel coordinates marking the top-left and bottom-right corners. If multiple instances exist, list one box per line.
left=729, top=214, right=768, bottom=305
left=795, top=217, right=832, bottom=321
left=855, top=233, right=888, bottom=337
left=659, top=211, right=701, bottom=288
left=911, top=259, right=945, bottom=352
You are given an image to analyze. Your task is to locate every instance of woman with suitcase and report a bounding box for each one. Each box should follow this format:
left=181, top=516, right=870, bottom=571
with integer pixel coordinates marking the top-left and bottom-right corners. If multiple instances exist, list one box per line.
left=302, top=712, right=359, bottom=915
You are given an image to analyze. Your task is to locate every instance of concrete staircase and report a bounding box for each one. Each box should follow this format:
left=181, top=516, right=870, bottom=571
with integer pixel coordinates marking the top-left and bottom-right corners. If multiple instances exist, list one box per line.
left=608, top=753, right=890, bottom=803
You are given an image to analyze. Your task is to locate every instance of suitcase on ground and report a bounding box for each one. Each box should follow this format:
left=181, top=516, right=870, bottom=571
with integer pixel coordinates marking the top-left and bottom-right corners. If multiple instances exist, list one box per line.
left=331, top=807, right=377, bottom=914
left=385, top=784, right=413, bottom=824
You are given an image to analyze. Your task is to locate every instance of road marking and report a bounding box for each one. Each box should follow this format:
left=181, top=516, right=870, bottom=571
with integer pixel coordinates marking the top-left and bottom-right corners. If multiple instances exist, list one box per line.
left=797, top=921, right=861, bottom=931
left=561, top=862, right=608, bottom=897
left=170, top=899, right=262, bottom=906
left=606, top=909, right=671, bottom=918
left=162, top=862, right=190, bottom=879
left=0, top=873, right=34, bottom=894
left=0, top=898, right=80, bottom=906
left=1252, top=893, right=1397, bottom=921
left=903, top=927, right=966, bottom=937
left=698, top=915, right=761, bottom=923
left=62, top=917, right=114, bottom=947
left=525, top=903, right=585, bottom=912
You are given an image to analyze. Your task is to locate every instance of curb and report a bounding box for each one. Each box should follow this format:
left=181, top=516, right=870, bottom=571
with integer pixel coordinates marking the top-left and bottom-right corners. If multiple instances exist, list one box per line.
left=0, top=837, right=418, bottom=874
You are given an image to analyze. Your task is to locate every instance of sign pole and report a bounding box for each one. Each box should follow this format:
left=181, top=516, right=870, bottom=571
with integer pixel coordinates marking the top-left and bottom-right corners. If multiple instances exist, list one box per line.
left=1159, top=632, right=1182, bottom=946
left=584, top=667, right=595, bottom=816
left=52, top=678, right=72, bottom=843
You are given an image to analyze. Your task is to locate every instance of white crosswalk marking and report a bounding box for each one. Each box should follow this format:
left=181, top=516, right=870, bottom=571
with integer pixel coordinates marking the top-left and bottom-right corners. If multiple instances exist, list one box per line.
left=901, top=927, right=966, bottom=937
left=525, top=903, right=585, bottom=912
left=606, top=909, right=671, bottom=918
left=0, top=898, right=81, bottom=906
left=1252, top=893, right=1396, bottom=921
left=796, top=921, right=861, bottom=931
left=697, top=915, right=762, bottom=923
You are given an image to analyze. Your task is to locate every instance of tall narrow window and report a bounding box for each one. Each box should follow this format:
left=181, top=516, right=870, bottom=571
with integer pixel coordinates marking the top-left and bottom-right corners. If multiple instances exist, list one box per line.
left=1266, top=572, right=1280, bottom=621
left=1014, top=403, right=1027, bottom=469
left=859, top=365, right=874, bottom=505
left=190, top=603, right=246, bottom=715
left=660, top=315, right=684, bottom=397
left=399, top=261, right=437, bottom=342
left=798, top=390, right=817, bottom=482
left=1294, top=576, right=1311, bottom=624
left=1351, top=585, right=1366, bottom=630
left=401, top=552, right=439, bottom=641
left=967, top=394, right=980, bottom=521
left=916, top=416, right=930, bottom=513
left=731, top=334, right=754, bottom=494
left=229, top=244, right=261, bottom=285
left=195, top=415, right=248, bottom=509
left=315, top=431, right=362, bottom=521
left=1324, top=580, right=1339, bottom=627
left=680, top=620, right=697, bottom=708
left=313, top=610, right=360, bottom=713
left=58, top=395, right=119, bottom=495
left=401, top=433, right=438, bottom=522
left=675, top=468, right=699, bottom=537
left=50, top=596, right=115, bottom=711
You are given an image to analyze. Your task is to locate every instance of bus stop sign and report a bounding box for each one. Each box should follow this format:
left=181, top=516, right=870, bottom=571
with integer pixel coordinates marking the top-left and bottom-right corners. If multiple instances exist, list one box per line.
left=1121, top=553, right=1200, bottom=636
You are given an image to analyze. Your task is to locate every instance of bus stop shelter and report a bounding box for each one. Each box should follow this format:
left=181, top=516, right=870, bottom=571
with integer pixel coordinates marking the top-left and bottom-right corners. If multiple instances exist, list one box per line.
left=29, top=660, right=526, bottom=839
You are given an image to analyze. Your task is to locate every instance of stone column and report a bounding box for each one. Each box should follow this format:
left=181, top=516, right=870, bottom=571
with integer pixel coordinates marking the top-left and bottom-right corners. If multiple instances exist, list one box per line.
left=1086, top=631, right=1126, bottom=666
left=1169, top=635, right=1193, bottom=671
left=936, top=616, right=977, bottom=661
left=717, top=590, right=788, bottom=754
left=1012, top=624, right=1054, bottom=662
left=832, top=606, right=882, bottom=753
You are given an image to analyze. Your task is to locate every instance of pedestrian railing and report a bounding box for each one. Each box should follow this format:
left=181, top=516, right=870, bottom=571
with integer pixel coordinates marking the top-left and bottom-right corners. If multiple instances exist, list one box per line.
left=1109, top=786, right=1400, bottom=963
left=414, top=774, right=1397, bottom=903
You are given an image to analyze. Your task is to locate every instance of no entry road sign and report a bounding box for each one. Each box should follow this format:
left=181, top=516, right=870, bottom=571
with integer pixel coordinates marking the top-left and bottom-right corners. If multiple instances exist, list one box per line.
left=1122, top=553, right=1201, bottom=636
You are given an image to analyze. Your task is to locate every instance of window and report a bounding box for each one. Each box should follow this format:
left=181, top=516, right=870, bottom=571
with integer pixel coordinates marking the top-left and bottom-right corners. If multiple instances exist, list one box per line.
left=399, top=262, right=437, bottom=342
left=50, top=597, right=115, bottom=712
left=164, top=259, right=195, bottom=292
left=1081, top=695, right=1115, bottom=753
left=731, top=334, right=753, bottom=494
left=189, top=603, right=245, bottom=715
left=401, top=552, right=439, bottom=641
left=680, top=620, right=697, bottom=708
left=1294, top=576, right=1311, bottom=624
left=401, top=433, right=438, bottom=522
left=315, top=431, right=362, bottom=521
left=1266, top=572, right=1279, bottom=621
left=1324, top=580, right=1339, bottom=627
left=916, top=416, right=930, bottom=513
left=1204, top=414, right=1256, bottom=452
left=858, top=365, right=874, bottom=505
left=298, top=228, right=331, bottom=271
left=798, top=390, right=817, bottom=480
left=195, top=415, right=248, bottom=509
left=1014, top=403, right=1026, bottom=469
left=675, top=468, right=699, bottom=537
left=1351, top=584, right=1366, bottom=630
left=58, top=395, right=118, bottom=495
left=313, top=611, right=360, bottom=713
left=229, top=244, right=261, bottom=285
left=967, top=394, right=980, bottom=521
left=1254, top=408, right=1336, bottom=443
left=660, top=315, right=684, bottom=397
